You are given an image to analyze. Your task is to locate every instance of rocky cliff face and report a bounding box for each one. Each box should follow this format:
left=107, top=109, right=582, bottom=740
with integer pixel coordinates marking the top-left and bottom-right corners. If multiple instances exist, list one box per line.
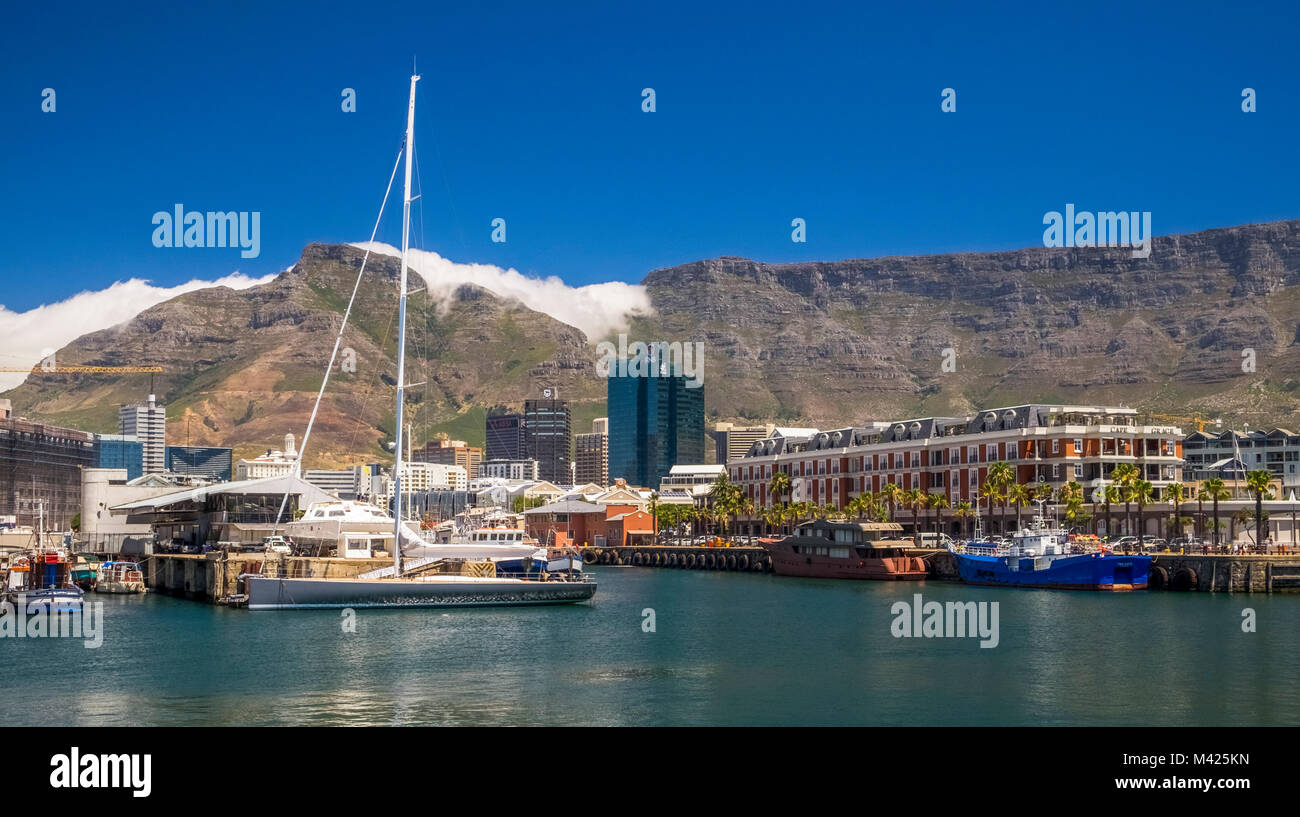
left=1, top=243, right=604, bottom=467
left=6, top=220, right=1300, bottom=466
left=630, top=220, right=1300, bottom=428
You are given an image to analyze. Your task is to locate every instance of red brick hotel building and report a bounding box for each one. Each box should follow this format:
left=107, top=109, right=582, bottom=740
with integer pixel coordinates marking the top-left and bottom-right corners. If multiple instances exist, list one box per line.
left=728, top=404, right=1184, bottom=536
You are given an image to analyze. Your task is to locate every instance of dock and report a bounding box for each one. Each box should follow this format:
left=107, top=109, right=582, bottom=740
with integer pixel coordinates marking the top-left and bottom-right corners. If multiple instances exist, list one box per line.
left=141, top=547, right=1300, bottom=602
left=146, top=552, right=394, bottom=604
left=579, top=545, right=772, bottom=572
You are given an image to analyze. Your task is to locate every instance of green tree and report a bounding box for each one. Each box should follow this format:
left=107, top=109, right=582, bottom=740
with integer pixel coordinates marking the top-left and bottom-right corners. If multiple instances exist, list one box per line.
left=927, top=492, right=950, bottom=535
left=1110, top=463, right=1140, bottom=537
left=1102, top=484, right=1121, bottom=539
left=878, top=482, right=902, bottom=523
left=1200, top=478, right=1231, bottom=548
left=953, top=500, right=975, bottom=540
left=768, top=470, right=792, bottom=509
left=1129, top=479, right=1154, bottom=549
left=1165, top=483, right=1186, bottom=542
left=987, top=461, right=1015, bottom=532
left=1246, top=469, right=1276, bottom=549
left=978, top=481, right=1002, bottom=537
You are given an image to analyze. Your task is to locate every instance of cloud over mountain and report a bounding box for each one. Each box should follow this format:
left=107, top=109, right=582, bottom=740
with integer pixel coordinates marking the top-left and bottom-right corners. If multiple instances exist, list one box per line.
left=0, top=272, right=279, bottom=392
left=352, top=242, right=652, bottom=342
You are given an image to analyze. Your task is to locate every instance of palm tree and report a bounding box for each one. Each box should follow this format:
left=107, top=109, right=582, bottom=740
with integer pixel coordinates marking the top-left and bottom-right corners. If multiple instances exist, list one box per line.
left=904, top=489, right=928, bottom=538
left=1130, top=480, right=1154, bottom=549
left=1202, top=478, right=1231, bottom=549
left=953, top=500, right=975, bottom=540
left=1194, top=486, right=1205, bottom=541
left=978, top=481, right=1001, bottom=537
left=1245, top=469, right=1276, bottom=549
left=1059, top=482, right=1084, bottom=531
left=707, top=474, right=744, bottom=538
left=1111, top=463, right=1140, bottom=537
left=928, top=492, right=949, bottom=535
left=1102, top=484, right=1121, bottom=540
left=878, top=482, right=902, bottom=523
left=1165, top=483, right=1186, bottom=542
left=768, top=470, right=792, bottom=510
left=1007, top=482, right=1031, bottom=530
left=987, top=461, right=1015, bottom=532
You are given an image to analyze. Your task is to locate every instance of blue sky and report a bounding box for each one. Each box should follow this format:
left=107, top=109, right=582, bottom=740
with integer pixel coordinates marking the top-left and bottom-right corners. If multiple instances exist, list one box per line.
left=0, top=0, right=1296, bottom=312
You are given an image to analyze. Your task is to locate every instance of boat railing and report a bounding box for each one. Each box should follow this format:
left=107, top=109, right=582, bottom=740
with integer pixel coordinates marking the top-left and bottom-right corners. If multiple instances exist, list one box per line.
left=951, top=543, right=1007, bottom=556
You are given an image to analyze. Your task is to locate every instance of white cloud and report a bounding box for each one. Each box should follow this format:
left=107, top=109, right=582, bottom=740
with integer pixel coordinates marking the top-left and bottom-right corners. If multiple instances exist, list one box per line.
left=0, top=272, right=278, bottom=392
left=352, top=243, right=652, bottom=341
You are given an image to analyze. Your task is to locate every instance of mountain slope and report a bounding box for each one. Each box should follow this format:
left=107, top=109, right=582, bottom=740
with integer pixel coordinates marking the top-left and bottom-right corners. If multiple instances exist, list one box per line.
left=6, top=220, right=1300, bottom=468
left=628, top=219, right=1300, bottom=429
left=1, top=244, right=603, bottom=468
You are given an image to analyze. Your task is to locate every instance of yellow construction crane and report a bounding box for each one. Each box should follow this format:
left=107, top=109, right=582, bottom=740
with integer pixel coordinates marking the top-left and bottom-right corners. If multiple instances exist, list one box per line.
left=0, top=365, right=162, bottom=373
left=1145, top=413, right=1224, bottom=433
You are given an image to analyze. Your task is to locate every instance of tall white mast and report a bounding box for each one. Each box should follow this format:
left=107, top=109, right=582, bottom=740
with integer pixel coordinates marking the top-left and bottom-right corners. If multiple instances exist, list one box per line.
left=393, top=72, right=420, bottom=576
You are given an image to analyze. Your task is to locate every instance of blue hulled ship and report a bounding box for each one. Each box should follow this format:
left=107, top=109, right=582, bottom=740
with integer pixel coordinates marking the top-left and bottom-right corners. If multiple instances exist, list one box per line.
left=949, top=511, right=1151, bottom=591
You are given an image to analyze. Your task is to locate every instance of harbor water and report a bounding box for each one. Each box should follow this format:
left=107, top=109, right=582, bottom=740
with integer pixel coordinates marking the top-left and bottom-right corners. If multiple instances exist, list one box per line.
left=3, top=567, right=1298, bottom=726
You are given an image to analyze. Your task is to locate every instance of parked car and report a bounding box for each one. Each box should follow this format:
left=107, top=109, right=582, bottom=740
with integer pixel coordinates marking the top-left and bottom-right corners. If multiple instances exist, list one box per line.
left=262, top=535, right=293, bottom=555
left=179, top=542, right=203, bottom=555
left=1113, top=536, right=1140, bottom=550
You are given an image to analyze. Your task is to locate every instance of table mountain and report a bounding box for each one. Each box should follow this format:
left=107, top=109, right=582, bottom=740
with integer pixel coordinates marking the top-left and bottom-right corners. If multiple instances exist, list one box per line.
left=6, top=219, right=1300, bottom=468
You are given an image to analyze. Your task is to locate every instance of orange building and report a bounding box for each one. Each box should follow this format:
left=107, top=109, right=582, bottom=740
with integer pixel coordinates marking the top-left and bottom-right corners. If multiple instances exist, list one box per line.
left=523, top=499, right=655, bottom=548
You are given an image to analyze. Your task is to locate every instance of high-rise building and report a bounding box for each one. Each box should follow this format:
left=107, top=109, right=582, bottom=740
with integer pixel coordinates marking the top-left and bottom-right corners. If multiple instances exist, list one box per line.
left=414, top=438, right=482, bottom=479
left=304, top=469, right=358, bottom=499
left=712, top=422, right=776, bottom=465
left=478, top=459, right=540, bottom=481
left=485, top=411, right=525, bottom=461
left=608, top=373, right=705, bottom=489
left=96, top=434, right=145, bottom=481
left=166, top=445, right=233, bottom=482
left=1, top=399, right=96, bottom=530
left=575, top=417, right=609, bottom=485
left=524, top=393, right=571, bottom=484
left=118, top=394, right=166, bottom=474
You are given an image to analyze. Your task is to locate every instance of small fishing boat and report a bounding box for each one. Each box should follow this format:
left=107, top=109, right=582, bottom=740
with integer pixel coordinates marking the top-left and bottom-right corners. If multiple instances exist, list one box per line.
left=96, top=561, right=146, bottom=594
left=5, top=549, right=85, bottom=612
left=71, top=553, right=101, bottom=591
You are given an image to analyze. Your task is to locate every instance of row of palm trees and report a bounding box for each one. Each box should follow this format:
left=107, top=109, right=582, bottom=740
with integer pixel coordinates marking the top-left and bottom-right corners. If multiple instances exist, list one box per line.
left=750, top=464, right=1281, bottom=545
left=650, top=467, right=1281, bottom=547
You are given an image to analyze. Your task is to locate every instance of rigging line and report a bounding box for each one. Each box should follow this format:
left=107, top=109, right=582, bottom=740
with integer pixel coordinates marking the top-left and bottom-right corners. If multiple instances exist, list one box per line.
left=343, top=294, right=398, bottom=457
left=271, top=144, right=406, bottom=531
left=413, top=140, right=432, bottom=448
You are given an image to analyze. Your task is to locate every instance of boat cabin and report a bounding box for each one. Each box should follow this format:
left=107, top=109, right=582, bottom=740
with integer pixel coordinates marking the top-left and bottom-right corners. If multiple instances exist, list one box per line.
left=340, top=532, right=394, bottom=559
left=787, top=519, right=910, bottom=558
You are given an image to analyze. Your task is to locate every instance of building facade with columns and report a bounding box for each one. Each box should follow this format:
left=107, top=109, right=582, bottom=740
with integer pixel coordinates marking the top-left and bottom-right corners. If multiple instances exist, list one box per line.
left=728, top=404, right=1185, bottom=536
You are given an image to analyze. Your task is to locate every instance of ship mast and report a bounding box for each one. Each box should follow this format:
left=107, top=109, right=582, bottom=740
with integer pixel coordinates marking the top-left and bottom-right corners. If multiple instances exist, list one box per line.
left=392, top=72, right=420, bottom=576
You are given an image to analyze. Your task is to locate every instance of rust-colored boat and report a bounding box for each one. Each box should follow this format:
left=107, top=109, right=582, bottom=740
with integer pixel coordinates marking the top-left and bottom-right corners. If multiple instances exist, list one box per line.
left=760, top=519, right=928, bottom=581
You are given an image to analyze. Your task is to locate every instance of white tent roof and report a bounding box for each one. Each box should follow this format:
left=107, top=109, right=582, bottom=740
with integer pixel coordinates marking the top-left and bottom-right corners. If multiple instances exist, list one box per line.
left=110, top=474, right=337, bottom=511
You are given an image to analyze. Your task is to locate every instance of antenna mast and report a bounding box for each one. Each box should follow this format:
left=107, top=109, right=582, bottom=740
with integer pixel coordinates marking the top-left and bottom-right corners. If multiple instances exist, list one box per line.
left=392, top=72, right=420, bottom=576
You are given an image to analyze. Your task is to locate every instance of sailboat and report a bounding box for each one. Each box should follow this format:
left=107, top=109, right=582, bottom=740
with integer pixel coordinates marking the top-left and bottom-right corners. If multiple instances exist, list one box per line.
left=243, top=73, right=596, bottom=610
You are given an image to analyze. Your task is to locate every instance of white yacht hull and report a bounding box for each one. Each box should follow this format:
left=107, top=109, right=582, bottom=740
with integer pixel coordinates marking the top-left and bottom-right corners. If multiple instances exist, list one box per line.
left=244, top=574, right=596, bottom=610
